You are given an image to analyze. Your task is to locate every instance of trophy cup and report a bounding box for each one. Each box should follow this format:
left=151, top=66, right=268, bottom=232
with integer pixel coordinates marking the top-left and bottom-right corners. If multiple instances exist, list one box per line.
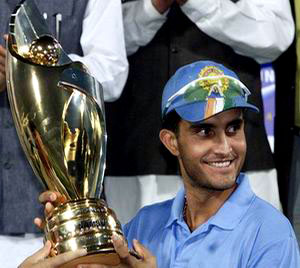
left=6, top=0, right=127, bottom=266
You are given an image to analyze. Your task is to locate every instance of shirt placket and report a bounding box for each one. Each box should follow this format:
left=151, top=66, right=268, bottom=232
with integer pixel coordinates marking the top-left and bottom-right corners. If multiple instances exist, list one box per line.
left=172, top=221, right=211, bottom=267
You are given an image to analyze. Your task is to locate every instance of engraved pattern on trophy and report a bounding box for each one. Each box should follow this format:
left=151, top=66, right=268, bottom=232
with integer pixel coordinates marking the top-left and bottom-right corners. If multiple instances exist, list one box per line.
left=5, top=0, right=124, bottom=266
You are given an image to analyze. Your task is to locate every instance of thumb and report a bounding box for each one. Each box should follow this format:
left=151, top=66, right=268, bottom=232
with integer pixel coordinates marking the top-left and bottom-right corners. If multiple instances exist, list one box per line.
left=20, top=240, right=51, bottom=266
left=32, top=240, right=52, bottom=262
left=132, top=239, right=153, bottom=260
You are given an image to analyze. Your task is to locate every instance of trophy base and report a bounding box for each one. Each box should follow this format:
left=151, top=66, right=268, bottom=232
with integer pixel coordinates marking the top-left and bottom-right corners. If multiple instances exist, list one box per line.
left=45, top=199, right=124, bottom=266
left=59, top=252, right=120, bottom=268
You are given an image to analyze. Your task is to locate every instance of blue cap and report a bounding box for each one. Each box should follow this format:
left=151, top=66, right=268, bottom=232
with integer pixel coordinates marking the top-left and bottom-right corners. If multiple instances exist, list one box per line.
left=161, top=61, right=259, bottom=122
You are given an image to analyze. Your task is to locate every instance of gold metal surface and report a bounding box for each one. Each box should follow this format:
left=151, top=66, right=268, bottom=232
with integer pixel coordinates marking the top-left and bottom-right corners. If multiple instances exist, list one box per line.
left=27, top=35, right=60, bottom=65
left=6, top=0, right=125, bottom=265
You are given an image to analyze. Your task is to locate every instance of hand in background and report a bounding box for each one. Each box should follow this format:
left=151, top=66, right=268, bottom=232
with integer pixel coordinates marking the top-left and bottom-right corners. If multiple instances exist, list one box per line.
left=151, top=0, right=174, bottom=14
left=18, top=241, right=87, bottom=268
left=77, top=235, right=157, bottom=268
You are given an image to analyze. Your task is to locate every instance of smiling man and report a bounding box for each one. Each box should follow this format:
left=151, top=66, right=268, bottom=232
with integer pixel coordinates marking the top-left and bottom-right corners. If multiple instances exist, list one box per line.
left=38, top=61, right=299, bottom=268
left=121, top=61, right=300, bottom=267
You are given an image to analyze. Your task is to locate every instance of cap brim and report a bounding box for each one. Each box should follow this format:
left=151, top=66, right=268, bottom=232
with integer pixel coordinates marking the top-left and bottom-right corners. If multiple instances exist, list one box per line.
left=175, top=101, right=259, bottom=123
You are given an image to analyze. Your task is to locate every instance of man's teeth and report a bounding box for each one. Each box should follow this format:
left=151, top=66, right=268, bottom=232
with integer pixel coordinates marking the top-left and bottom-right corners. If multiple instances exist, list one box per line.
left=208, top=161, right=231, bottom=168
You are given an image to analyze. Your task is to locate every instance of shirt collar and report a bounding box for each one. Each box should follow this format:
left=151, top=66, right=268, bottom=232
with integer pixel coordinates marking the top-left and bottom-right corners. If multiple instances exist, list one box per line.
left=165, top=173, right=255, bottom=230
left=165, top=186, right=186, bottom=228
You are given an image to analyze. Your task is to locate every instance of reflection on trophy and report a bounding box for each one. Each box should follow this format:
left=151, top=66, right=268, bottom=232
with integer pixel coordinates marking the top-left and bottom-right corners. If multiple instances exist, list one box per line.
left=6, top=0, right=126, bottom=266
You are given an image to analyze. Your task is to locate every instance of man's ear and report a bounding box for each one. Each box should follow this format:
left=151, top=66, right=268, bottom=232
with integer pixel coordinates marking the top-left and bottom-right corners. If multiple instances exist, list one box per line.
left=159, top=129, right=179, bottom=156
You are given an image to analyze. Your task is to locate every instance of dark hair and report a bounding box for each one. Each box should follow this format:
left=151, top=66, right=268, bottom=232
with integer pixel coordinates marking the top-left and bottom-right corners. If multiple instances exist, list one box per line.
left=161, top=110, right=181, bottom=135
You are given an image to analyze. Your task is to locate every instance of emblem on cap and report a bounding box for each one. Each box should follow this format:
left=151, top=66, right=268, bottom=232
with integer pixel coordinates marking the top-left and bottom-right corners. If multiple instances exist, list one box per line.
left=197, top=66, right=228, bottom=118
left=198, top=66, right=229, bottom=96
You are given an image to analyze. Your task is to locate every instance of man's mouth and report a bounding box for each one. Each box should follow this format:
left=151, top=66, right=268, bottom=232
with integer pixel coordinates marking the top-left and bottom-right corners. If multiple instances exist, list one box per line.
left=205, top=160, right=233, bottom=168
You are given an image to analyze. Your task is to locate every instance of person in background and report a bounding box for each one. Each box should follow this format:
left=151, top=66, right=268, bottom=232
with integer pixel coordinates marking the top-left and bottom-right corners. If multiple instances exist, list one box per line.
left=104, top=0, right=295, bottom=224
left=0, top=0, right=128, bottom=266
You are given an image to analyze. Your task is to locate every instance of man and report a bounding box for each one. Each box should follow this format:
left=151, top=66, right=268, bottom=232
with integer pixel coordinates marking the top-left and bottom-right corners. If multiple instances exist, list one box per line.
left=105, top=0, right=295, bottom=223
left=40, top=61, right=300, bottom=267
left=0, top=0, right=128, bottom=266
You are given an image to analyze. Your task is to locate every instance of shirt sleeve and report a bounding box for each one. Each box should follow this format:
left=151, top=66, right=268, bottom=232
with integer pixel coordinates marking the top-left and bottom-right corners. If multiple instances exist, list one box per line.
left=248, top=236, right=300, bottom=267
left=123, top=0, right=168, bottom=56
left=181, top=0, right=295, bottom=64
left=69, top=0, right=128, bottom=102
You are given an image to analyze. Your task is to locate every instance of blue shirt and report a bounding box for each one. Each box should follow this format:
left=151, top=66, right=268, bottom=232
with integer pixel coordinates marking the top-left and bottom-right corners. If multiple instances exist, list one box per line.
left=124, top=174, right=300, bottom=267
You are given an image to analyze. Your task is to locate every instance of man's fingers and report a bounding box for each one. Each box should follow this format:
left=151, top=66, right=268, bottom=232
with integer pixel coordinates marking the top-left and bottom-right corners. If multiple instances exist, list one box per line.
left=45, top=201, right=56, bottom=216
left=132, top=239, right=156, bottom=266
left=34, top=217, right=45, bottom=230
left=19, top=241, right=52, bottom=267
left=77, top=265, right=108, bottom=268
left=39, top=191, right=59, bottom=204
left=132, top=239, right=154, bottom=260
left=33, top=240, right=52, bottom=262
left=112, top=235, right=146, bottom=267
left=112, top=234, right=130, bottom=259
left=42, top=248, right=87, bottom=267
left=0, top=44, right=5, bottom=53
left=39, top=191, right=66, bottom=206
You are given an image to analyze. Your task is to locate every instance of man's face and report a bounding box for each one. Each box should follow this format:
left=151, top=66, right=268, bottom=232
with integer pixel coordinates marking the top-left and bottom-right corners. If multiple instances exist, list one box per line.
left=171, top=109, right=246, bottom=191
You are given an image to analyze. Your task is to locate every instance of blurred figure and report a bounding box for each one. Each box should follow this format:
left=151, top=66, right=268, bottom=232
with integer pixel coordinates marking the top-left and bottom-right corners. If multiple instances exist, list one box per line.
left=0, top=0, right=127, bottom=266
left=105, top=0, right=294, bottom=224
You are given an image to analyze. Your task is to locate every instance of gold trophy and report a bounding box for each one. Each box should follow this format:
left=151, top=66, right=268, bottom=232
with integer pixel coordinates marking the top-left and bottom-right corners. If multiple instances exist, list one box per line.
left=6, top=0, right=128, bottom=266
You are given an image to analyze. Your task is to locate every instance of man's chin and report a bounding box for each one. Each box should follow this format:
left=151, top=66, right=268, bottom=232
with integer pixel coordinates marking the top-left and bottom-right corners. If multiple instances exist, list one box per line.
left=203, top=177, right=237, bottom=192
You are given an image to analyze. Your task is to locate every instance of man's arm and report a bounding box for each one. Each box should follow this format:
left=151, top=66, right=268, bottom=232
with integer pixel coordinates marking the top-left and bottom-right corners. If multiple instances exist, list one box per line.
left=69, top=0, right=128, bottom=102
left=180, top=0, right=295, bottom=64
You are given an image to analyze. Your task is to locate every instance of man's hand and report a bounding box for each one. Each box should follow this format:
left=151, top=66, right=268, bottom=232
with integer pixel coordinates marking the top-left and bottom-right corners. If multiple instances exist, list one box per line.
left=34, top=191, right=67, bottom=230
left=112, top=235, right=156, bottom=268
left=18, top=241, right=87, bottom=268
left=151, top=0, right=174, bottom=14
left=36, top=192, right=157, bottom=268
left=76, top=235, right=157, bottom=268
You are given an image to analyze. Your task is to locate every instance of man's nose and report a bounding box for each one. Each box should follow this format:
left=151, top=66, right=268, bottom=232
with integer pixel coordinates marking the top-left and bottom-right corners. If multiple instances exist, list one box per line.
left=214, top=133, right=232, bottom=155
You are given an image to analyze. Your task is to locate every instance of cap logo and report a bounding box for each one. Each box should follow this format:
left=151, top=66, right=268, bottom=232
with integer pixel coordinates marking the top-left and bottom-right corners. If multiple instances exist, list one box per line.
left=198, top=66, right=229, bottom=96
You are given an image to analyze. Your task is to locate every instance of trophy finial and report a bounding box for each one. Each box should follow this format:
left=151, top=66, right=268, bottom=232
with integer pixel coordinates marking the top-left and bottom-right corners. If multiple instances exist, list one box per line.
left=28, top=36, right=60, bottom=65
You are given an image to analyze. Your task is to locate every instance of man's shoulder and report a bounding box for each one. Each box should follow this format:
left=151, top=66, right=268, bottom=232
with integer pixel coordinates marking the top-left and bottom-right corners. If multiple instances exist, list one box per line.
left=246, top=195, right=295, bottom=240
left=130, top=198, right=174, bottom=226
left=241, top=196, right=300, bottom=265
left=123, top=198, right=174, bottom=241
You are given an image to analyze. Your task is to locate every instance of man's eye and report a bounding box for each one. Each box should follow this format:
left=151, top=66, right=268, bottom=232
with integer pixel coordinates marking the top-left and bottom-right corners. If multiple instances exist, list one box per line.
left=198, top=128, right=212, bottom=136
left=227, top=124, right=241, bottom=134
